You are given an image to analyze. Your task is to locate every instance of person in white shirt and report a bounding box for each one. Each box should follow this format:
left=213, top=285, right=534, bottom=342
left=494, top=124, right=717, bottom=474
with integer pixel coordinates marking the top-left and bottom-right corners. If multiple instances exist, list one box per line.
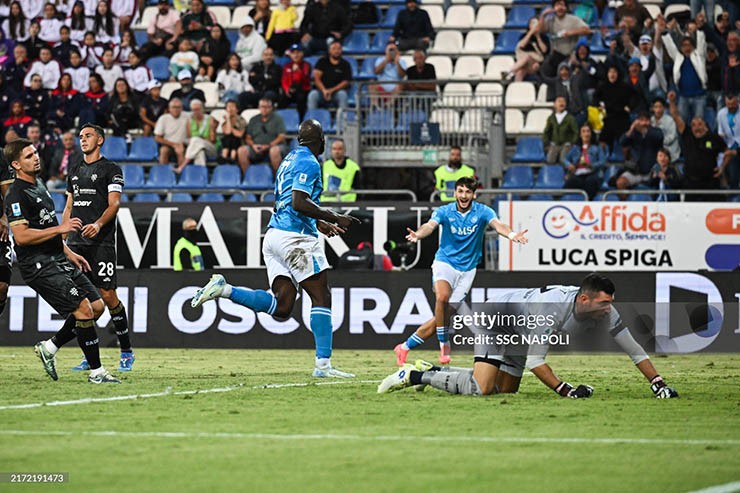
left=169, top=37, right=199, bottom=80
left=65, top=0, right=89, bottom=43
left=124, top=49, right=152, bottom=93
left=2, top=1, right=31, bottom=42
left=80, top=30, right=103, bottom=68
left=235, top=17, right=266, bottom=72
left=65, top=48, right=91, bottom=92
left=154, top=97, right=189, bottom=167
left=716, top=93, right=740, bottom=189
left=110, top=0, right=138, bottom=32
left=80, top=0, right=97, bottom=16
left=216, top=53, right=252, bottom=104
left=92, top=0, right=119, bottom=46
left=114, top=28, right=134, bottom=66
left=95, top=47, right=124, bottom=92
left=24, top=46, right=63, bottom=89
left=19, top=0, right=44, bottom=20
left=39, top=2, right=65, bottom=43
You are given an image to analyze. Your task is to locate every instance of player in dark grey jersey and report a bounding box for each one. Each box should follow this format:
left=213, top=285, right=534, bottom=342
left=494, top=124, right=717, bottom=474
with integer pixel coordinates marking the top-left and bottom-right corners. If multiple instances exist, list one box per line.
left=378, top=274, right=678, bottom=399
left=0, top=147, right=14, bottom=317
left=4, top=139, right=119, bottom=383
left=63, top=123, right=134, bottom=372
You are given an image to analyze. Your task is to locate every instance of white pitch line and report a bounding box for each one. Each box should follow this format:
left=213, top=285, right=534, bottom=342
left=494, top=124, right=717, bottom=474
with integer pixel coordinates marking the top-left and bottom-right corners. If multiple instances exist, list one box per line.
left=0, top=429, right=738, bottom=447
left=686, top=482, right=740, bottom=493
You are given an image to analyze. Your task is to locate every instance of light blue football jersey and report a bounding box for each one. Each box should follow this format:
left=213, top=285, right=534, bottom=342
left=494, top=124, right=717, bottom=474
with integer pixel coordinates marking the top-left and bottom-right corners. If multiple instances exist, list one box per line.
left=431, top=201, right=497, bottom=271
left=268, top=146, right=323, bottom=237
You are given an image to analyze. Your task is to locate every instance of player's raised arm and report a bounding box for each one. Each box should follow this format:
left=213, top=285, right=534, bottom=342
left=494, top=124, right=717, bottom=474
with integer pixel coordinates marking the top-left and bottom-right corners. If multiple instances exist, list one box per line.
left=490, top=218, right=528, bottom=244
left=405, top=219, right=438, bottom=243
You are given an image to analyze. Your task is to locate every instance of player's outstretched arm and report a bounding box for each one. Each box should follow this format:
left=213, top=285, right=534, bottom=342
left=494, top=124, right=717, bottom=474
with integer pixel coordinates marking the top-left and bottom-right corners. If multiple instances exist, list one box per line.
left=490, top=218, right=528, bottom=244
left=10, top=216, right=83, bottom=246
left=292, top=189, right=360, bottom=230
left=529, top=362, right=593, bottom=398
left=405, top=220, right=438, bottom=243
left=611, top=326, right=679, bottom=398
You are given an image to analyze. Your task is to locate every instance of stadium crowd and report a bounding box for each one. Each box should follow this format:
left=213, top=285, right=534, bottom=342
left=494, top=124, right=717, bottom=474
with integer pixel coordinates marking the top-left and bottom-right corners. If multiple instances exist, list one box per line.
left=0, top=0, right=738, bottom=201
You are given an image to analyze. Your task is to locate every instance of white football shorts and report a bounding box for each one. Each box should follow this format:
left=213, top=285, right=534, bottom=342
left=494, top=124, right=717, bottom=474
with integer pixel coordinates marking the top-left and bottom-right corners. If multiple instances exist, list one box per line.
left=262, top=227, right=330, bottom=288
left=431, top=260, right=476, bottom=304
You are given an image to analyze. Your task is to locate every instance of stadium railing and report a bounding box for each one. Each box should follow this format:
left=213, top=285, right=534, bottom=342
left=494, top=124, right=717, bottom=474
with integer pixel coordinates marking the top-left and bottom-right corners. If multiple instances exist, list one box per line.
left=430, top=188, right=590, bottom=202
left=321, top=189, right=418, bottom=202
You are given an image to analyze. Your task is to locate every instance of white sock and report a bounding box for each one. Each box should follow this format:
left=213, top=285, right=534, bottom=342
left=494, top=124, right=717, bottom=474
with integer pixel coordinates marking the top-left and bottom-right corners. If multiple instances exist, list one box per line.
left=316, top=357, right=330, bottom=369
left=222, top=284, right=232, bottom=297
left=89, top=366, right=106, bottom=377
left=401, top=342, right=410, bottom=351
left=43, top=339, right=58, bottom=355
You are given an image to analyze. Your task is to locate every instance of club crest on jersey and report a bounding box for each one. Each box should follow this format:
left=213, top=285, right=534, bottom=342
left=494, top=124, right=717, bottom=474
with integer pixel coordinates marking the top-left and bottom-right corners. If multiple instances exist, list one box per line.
left=36, top=197, right=42, bottom=203
left=38, top=208, right=53, bottom=225
left=91, top=174, right=98, bottom=182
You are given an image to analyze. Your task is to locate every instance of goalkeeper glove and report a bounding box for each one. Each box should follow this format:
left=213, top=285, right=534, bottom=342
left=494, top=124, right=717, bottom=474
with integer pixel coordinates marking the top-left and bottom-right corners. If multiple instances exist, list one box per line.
left=650, top=375, right=678, bottom=398
left=555, top=381, right=594, bottom=398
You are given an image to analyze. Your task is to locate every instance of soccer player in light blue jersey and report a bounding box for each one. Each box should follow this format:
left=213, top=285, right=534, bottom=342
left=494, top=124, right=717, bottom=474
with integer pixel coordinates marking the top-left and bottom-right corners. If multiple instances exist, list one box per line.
left=394, top=176, right=529, bottom=365
left=191, top=119, right=360, bottom=377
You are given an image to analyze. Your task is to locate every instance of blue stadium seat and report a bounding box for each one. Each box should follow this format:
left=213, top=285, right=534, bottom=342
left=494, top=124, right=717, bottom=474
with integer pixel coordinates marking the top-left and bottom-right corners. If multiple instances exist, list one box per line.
left=146, top=56, right=170, bottom=81
left=505, top=6, right=536, bottom=28
left=601, top=165, right=620, bottom=190
left=345, top=57, right=358, bottom=79
left=128, top=137, right=159, bottom=161
left=363, top=109, right=394, bottom=132
left=262, top=192, right=275, bottom=202
left=122, top=165, right=145, bottom=188
left=243, top=164, right=274, bottom=189
left=501, top=166, right=534, bottom=188
left=229, top=193, right=258, bottom=202
left=354, top=4, right=380, bottom=27
left=305, top=109, right=334, bottom=133
left=134, top=30, right=148, bottom=47
left=381, top=5, right=404, bottom=28
left=395, top=109, right=426, bottom=130
left=528, top=194, right=554, bottom=201
left=589, top=30, right=608, bottom=54
left=608, top=145, right=625, bottom=162
left=535, top=165, right=565, bottom=188
left=627, top=193, right=654, bottom=201
left=132, top=193, right=161, bottom=202
left=175, top=166, right=208, bottom=189
left=601, top=8, right=615, bottom=26
left=169, top=192, right=193, bottom=202
left=226, top=30, right=238, bottom=51
left=197, top=193, right=225, bottom=202
left=369, top=31, right=392, bottom=55
left=511, top=137, right=545, bottom=162
left=305, top=56, right=320, bottom=68
left=144, top=165, right=176, bottom=188
left=357, top=57, right=378, bottom=80
left=561, top=193, right=587, bottom=201
left=210, top=164, right=241, bottom=188
left=277, top=109, right=300, bottom=133
left=120, top=193, right=129, bottom=202
left=343, top=32, right=370, bottom=55
left=101, top=136, right=128, bottom=161
left=51, top=192, right=67, bottom=212
left=275, top=56, right=290, bottom=67
left=493, top=31, right=521, bottom=54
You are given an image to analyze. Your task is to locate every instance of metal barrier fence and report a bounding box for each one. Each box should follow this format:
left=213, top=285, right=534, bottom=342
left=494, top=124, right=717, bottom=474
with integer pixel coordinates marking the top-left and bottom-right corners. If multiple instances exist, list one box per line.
left=430, top=188, right=590, bottom=202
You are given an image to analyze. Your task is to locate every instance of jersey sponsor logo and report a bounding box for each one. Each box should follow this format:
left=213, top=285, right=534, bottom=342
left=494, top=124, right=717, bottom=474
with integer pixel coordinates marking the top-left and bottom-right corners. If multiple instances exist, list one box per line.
left=450, top=224, right=478, bottom=236
left=543, top=204, right=666, bottom=240
left=73, top=200, right=93, bottom=207
left=78, top=188, right=97, bottom=195
left=11, top=203, right=21, bottom=217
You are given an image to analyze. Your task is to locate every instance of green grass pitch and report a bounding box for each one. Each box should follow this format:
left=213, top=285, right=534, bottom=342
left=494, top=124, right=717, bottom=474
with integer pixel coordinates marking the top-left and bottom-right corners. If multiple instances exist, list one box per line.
left=1, top=347, right=739, bottom=493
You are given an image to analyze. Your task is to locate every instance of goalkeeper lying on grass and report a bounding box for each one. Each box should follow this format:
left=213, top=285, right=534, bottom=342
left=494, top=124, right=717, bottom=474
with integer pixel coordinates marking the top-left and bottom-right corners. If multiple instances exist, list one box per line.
left=378, top=273, right=678, bottom=399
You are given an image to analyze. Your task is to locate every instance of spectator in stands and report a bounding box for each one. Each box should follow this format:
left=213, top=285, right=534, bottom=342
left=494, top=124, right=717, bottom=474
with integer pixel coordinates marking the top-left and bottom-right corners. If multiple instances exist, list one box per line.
left=631, top=34, right=668, bottom=100
left=79, top=73, right=110, bottom=126
left=217, top=53, right=252, bottom=104
left=46, top=130, right=80, bottom=191
left=243, top=46, right=282, bottom=109
left=80, top=31, right=103, bottom=69
left=668, top=91, right=735, bottom=200
left=65, top=49, right=90, bottom=92
left=170, top=69, right=205, bottom=111
left=125, top=50, right=152, bottom=94
left=299, top=0, right=351, bottom=56
left=39, top=3, right=64, bottom=44
left=0, top=73, right=12, bottom=122
left=705, top=42, right=723, bottom=110
left=181, top=0, right=215, bottom=48
left=250, top=0, right=271, bottom=38
left=615, top=0, right=652, bottom=30
left=506, top=17, right=549, bottom=82
left=52, top=26, right=77, bottom=67
left=108, top=77, right=139, bottom=138
left=92, top=0, right=120, bottom=47
left=96, top=47, right=124, bottom=92
left=5, top=44, right=28, bottom=94
left=66, top=1, right=88, bottom=43
left=140, top=0, right=182, bottom=61
left=691, top=0, right=715, bottom=28
left=140, top=79, right=168, bottom=136
left=170, top=37, right=200, bottom=80
left=198, top=24, right=230, bottom=81
left=434, top=146, right=475, bottom=202
left=321, top=138, right=361, bottom=202
left=24, top=46, right=62, bottom=90
left=116, top=28, right=136, bottom=66
left=569, top=40, right=601, bottom=90
left=617, top=111, right=664, bottom=190
left=236, top=17, right=267, bottom=72
left=3, top=2, right=29, bottom=43
left=24, top=21, right=46, bottom=60
left=3, top=128, right=20, bottom=147
left=719, top=31, right=739, bottom=95
left=280, top=43, right=311, bottom=120
left=219, top=99, right=246, bottom=164
left=173, top=0, right=190, bottom=13
left=542, top=62, right=589, bottom=123
left=623, top=56, right=653, bottom=114
left=563, top=124, right=606, bottom=200
left=47, top=72, right=81, bottom=133
left=593, top=65, right=636, bottom=152
left=111, top=0, right=138, bottom=33
left=543, top=95, right=579, bottom=165
left=3, top=99, right=32, bottom=137
left=648, top=148, right=682, bottom=201
left=26, top=123, right=52, bottom=176
left=237, top=97, right=287, bottom=174
left=650, top=97, right=681, bottom=163
left=0, top=26, right=13, bottom=69
left=538, top=0, right=592, bottom=78
left=371, top=42, right=406, bottom=101
left=308, top=40, right=351, bottom=112
left=389, top=0, right=433, bottom=52
left=155, top=97, right=189, bottom=168
left=177, top=98, right=217, bottom=172
left=404, top=49, right=436, bottom=92
left=661, top=23, right=708, bottom=124
left=23, top=73, right=50, bottom=122
left=266, top=0, right=298, bottom=56
left=716, top=93, right=740, bottom=188
left=19, top=0, right=44, bottom=21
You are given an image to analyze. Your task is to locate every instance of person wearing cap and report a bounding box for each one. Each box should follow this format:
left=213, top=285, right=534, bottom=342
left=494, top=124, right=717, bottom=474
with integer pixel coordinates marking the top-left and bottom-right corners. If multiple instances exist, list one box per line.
left=169, top=37, right=200, bottom=80
left=170, top=69, right=205, bottom=111
left=633, top=34, right=668, bottom=100
left=623, top=56, right=652, bottom=114
left=266, top=0, right=298, bottom=56
left=618, top=111, right=664, bottom=190
left=538, top=0, right=592, bottom=78
left=124, top=50, right=153, bottom=95
left=140, top=79, right=169, bottom=136
left=280, top=43, right=311, bottom=120
left=299, top=0, right=351, bottom=56
left=236, top=17, right=267, bottom=72
left=389, top=0, right=434, bottom=52
left=180, top=0, right=216, bottom=48
left=140, top=0, right=182, bottom=61
left=541, top=61, right=589, bottom=123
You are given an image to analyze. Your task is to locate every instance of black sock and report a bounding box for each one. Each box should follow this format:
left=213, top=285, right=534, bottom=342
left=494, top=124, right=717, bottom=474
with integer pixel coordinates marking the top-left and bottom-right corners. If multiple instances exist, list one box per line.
left=110, top=303, right=132, bottom=352
left=0, top=298, right=5, bottom=316
left=74, top=320, right=101, bottom=369
left=409, top=370, right=423, bottom=386
left=51, top=315, right=77, bottom=348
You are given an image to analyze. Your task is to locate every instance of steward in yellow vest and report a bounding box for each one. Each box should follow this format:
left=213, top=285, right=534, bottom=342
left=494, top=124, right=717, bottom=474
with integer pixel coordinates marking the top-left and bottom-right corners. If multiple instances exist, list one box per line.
left=434, top=146, right=475, bottom=202
left=173, top=218, right=204, bottom=271
left=321, top=139, right=361, bottom=202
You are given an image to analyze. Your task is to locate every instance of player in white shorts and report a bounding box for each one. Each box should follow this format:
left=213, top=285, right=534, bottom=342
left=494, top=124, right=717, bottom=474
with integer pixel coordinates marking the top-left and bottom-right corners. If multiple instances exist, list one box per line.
left=191, top=119, right=360, bottom=377
left=394, top=176, right=528, bottom=365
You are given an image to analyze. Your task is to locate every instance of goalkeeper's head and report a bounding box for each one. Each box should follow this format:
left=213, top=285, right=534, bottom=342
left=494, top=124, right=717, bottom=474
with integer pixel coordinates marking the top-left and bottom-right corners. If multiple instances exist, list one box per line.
left=453, top=176, right=478, bottom=212
left=298, top=119, right=325, bottom=157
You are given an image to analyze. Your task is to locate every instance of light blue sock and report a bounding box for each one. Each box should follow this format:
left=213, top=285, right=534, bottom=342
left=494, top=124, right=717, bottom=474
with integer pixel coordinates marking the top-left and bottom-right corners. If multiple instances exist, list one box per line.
left=310, top=307, right=333, bottom=359
left=436, top=326, right=449, bottom=344
left=405, top=333, right=425, bottom=350
left=229, top=287, right=276, bottom=315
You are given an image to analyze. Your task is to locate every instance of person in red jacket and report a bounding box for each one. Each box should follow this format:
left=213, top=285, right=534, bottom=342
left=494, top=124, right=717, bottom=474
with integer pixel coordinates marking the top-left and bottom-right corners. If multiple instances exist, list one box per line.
left=3, top=100, right=33, bottom=138
left=280, top=43, right=311, bottom=120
